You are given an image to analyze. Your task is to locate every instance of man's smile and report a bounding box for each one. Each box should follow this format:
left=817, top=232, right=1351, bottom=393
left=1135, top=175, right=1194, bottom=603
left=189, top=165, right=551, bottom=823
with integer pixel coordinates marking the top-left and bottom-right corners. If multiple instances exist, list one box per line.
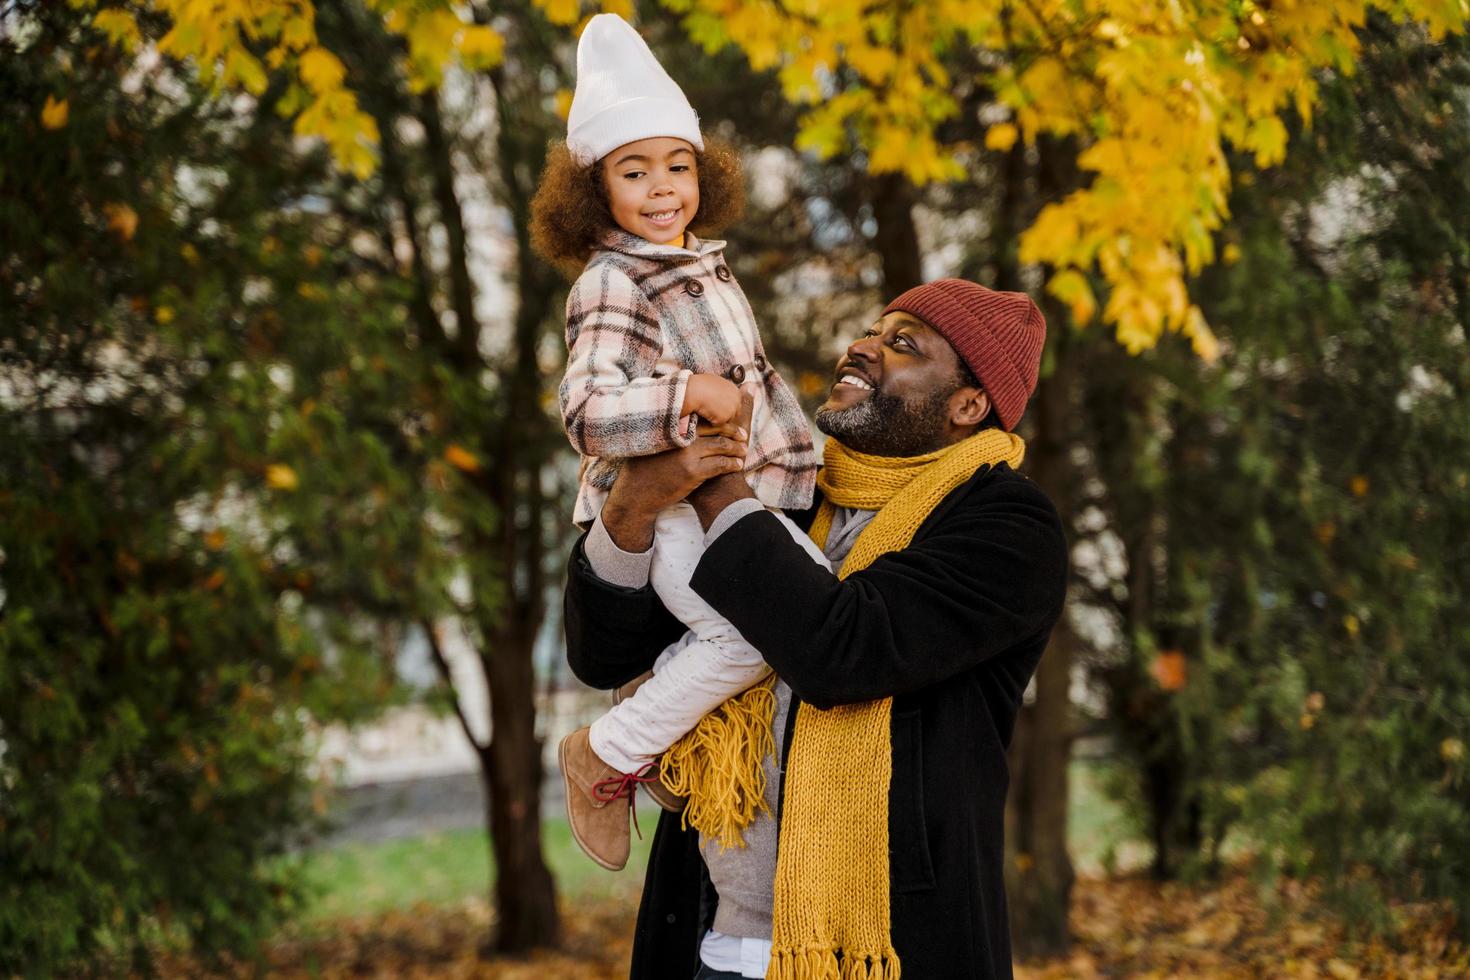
left=829, top=363, right=877, bottom=402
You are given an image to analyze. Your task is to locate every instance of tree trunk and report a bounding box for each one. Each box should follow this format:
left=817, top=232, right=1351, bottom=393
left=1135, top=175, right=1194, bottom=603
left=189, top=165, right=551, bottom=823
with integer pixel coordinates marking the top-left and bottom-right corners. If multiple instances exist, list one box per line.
left=1004, top=329, right=1077, bottom=958
left=1005, top=617, right=1077, bottom=958
left=868, top=172, right=923, bottom=294
left=479, top=616, right=559, bottom=951
left=317, top=0, right=562, bottom=952
left=419, top=79, right=560, bottom=951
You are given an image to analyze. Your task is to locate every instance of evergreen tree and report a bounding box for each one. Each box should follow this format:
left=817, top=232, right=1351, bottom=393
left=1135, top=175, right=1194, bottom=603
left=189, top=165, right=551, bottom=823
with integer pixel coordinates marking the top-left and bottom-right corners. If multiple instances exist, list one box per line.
left=0, top=5, right=397, bottom=970
left=1084, top=18, right=1470, bottom=925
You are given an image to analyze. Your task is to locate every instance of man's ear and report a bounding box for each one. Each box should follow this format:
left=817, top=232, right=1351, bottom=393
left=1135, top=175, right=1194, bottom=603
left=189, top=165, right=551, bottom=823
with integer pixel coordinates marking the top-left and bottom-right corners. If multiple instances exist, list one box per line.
left=951, top=386, right=991, bottom=427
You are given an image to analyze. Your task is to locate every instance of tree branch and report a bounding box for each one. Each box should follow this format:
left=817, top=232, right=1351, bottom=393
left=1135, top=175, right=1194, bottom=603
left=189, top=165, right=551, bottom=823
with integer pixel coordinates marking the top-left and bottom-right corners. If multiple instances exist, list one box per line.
left=421, top=616, right=487, bottom=756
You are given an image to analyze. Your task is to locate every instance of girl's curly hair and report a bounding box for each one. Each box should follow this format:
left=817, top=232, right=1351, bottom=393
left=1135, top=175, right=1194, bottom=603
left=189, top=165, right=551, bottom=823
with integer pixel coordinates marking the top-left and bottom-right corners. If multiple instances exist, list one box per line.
left=530, top=135, right=745, bottom=279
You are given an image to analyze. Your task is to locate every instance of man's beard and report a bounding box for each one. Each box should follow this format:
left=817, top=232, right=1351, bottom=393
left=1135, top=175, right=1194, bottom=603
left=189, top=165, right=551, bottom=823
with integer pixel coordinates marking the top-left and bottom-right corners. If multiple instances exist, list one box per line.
left=815, top=386, right=953, bottom=457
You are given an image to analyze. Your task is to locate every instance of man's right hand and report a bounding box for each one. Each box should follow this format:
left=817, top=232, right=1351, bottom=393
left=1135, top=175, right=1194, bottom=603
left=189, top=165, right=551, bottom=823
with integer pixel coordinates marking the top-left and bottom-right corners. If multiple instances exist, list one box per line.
left=600, top=411, right=750, bottom=554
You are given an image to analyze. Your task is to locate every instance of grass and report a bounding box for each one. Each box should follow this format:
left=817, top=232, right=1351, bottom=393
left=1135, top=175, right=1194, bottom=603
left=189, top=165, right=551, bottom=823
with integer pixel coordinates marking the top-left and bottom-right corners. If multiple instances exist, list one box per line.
left=300, top=816, right=655, bottom=921
left=300, top=760, right=1141, bottom=921
left=1068, top=757, right=1150, bottom=874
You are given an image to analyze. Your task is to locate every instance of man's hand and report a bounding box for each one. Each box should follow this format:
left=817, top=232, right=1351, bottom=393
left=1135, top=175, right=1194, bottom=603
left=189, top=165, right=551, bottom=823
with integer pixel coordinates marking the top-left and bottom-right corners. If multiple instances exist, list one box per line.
left=601, top=402, right=752, bottom=553
left=688, top=391, right=759, bottom=529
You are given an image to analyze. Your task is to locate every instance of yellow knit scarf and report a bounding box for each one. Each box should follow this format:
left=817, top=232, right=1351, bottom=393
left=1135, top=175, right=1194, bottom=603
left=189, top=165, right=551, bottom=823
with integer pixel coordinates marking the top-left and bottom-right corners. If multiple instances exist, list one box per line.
left=769, top=428, right=1025, bottom=979
left=662, top=429, right=1026, bottom=979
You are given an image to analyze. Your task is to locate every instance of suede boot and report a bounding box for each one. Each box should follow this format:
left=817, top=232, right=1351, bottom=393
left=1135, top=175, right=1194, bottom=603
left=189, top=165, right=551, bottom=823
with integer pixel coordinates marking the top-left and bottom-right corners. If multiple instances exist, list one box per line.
left=558, top=726, right=633, bottom=871
left=615, top=672, right=689, bottom=814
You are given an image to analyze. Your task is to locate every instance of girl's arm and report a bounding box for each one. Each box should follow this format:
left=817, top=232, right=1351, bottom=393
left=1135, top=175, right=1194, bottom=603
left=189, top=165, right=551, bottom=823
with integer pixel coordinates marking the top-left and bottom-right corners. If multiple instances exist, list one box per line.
left=560, top=264, right=698, bottom=460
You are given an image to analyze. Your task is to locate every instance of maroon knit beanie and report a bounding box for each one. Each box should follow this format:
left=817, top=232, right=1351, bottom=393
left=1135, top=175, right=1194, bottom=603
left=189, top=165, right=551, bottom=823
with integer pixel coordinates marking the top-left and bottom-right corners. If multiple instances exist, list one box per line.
left=882, top=278, right=1047, bottom=432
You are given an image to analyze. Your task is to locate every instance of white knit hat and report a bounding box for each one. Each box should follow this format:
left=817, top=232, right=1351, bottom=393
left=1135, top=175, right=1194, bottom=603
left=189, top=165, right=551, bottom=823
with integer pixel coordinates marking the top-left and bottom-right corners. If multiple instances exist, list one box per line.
left=566, top=14, right=703, bottom=166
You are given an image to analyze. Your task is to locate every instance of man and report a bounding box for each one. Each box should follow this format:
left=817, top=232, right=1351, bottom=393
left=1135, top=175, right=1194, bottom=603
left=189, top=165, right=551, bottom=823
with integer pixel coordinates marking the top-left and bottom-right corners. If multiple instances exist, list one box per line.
left=563, top=279, right=1069, bottom=980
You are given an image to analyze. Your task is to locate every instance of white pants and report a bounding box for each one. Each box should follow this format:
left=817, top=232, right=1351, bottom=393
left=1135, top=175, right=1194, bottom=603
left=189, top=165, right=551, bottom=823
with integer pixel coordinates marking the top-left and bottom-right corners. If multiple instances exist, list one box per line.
left=588, top=502, right=830, bottom=774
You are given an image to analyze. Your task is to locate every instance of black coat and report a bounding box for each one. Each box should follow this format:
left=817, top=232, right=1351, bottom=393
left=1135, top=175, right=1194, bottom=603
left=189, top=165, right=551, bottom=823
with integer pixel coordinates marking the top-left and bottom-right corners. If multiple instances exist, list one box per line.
left=563, top=462, right=1069, bottom=980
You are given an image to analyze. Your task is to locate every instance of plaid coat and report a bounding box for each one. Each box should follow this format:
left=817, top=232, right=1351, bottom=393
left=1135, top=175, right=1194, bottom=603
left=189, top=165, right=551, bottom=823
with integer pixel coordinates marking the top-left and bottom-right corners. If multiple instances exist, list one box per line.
left=560, top=230, right=818, bottom=526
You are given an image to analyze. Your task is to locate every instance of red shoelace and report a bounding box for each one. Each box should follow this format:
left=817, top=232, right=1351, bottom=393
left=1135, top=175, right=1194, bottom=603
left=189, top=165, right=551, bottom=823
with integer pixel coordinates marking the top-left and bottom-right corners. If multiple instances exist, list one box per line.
left=592, top=764, right=660, bottom=840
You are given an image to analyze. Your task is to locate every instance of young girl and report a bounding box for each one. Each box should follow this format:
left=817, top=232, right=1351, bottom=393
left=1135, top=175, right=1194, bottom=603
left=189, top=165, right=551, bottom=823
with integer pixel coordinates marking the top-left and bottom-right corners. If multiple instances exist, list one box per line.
left=530, top=13, right=825, bottom=871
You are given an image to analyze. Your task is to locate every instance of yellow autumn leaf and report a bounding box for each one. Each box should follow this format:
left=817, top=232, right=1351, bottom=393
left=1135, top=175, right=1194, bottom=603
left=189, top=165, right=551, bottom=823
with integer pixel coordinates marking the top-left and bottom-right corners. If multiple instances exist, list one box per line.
left=554, top=88, right=574, bottom=122
left=848, top=43, right=897, bottom=84
left=984, top=122, right=1018, bottom=152
left=298, top=47, right=345, bottom=94
left=1184, top=306, right=1221, bottom=364
left=225, top=48, right=269, bottom=96
left=1046, top=269, right=1097, bottom=325
left=93, top=9, right=141, bottom=51
left=41, top=95, right=69, bottom=130
left=540, top=0, right=581, bottom=27
left=458, top=24, right=504, bottom=69
left=281, top=13, right=314, bottom=49
left=265, top=464, right=299, bottom=490
left=444, top=444, right=481, bottom=473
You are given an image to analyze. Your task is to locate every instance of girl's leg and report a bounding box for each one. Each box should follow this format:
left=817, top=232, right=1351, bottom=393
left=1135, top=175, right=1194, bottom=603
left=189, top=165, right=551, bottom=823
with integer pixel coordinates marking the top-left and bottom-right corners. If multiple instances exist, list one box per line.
left=589, top=502, right=831, bottom=773
left=590, top=503, right=756, bottom=772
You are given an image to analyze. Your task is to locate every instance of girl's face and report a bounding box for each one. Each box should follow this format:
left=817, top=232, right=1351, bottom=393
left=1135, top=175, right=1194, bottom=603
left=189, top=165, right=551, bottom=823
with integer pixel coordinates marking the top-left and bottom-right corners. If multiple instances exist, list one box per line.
left=600, top=137, right=700, bottom=245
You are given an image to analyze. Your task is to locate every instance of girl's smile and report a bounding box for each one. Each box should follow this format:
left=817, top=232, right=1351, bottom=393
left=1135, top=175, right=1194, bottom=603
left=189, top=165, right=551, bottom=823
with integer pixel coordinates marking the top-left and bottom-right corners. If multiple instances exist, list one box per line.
left=602, top=137, right=700, bottom=245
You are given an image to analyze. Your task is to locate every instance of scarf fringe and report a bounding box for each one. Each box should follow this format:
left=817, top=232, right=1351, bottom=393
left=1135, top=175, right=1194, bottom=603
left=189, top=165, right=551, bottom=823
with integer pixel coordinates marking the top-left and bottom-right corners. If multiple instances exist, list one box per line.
left=767, top=946, right=902, bottom=980
left=658, top=675, right=777, bottom=850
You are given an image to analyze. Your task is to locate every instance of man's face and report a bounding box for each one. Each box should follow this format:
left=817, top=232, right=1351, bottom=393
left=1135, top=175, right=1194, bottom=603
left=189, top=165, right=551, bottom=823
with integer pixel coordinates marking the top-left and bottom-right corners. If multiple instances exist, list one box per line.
left=815, top=311, right=987, bottom=457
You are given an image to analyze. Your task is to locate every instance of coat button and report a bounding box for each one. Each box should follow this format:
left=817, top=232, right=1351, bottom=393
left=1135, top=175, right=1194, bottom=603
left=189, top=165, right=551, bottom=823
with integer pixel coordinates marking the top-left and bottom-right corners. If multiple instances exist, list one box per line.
left=754, top=353, right=767, bottom=372
left=684, top=278, right=704, bottom=297
left=715, top=265, right=732, bottom=282
left=725, top=363, right=746, bottom=385
left=666, top=913, right=677, bottom=924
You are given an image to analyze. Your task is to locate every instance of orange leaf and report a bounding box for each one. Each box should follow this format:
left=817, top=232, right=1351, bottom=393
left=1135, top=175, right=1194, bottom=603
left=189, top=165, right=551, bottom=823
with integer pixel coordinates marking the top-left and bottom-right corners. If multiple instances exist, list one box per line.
left=444, top=444, right=481, bottom=473
left=103, top=202, right=138, bottom=241
left=1151, top=651, right=1188, bottom=691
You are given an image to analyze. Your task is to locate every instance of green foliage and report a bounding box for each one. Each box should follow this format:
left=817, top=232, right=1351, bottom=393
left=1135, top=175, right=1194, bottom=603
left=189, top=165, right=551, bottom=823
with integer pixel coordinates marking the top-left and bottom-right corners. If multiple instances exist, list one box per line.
left=0, top=7, right=406, bottom=972
left=4, top=0, right=577, bottom=964
left=1085, top=18, right=1470, bottom=925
